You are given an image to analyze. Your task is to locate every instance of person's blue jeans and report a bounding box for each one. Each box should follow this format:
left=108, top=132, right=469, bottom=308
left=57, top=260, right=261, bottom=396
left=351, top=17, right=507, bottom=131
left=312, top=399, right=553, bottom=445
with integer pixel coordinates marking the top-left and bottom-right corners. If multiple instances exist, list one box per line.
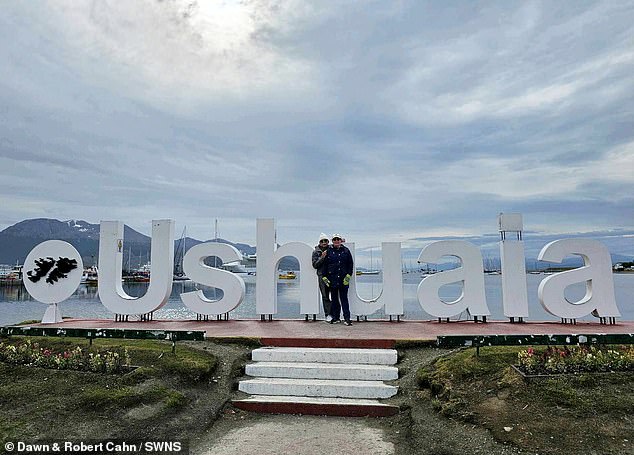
left=330, top=285, right=350, bottom=322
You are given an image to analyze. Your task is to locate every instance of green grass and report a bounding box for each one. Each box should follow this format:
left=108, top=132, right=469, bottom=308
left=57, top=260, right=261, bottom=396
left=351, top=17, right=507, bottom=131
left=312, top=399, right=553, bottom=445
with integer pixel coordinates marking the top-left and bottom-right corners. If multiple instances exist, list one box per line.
left=2, top=336, right=217, bottom=382
left=418, top=346, right=634, bottom=455
left=0, top=336, right=219, bottom=443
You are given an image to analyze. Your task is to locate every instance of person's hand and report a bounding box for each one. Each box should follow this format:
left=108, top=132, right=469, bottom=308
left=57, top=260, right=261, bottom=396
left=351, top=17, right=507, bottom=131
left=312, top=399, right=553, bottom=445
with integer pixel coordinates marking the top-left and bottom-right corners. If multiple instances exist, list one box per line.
left=322, top=276, right=330, bottom=287
left=321, top=250, right=327, bottom=258
left=343, top=274, right=351, bottom=286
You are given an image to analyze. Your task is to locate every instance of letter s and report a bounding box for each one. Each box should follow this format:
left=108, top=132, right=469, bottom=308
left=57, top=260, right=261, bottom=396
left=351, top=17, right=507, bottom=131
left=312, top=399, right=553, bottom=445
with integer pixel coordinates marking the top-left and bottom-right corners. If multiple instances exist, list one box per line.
left=180, top=243, right=245, bottom=315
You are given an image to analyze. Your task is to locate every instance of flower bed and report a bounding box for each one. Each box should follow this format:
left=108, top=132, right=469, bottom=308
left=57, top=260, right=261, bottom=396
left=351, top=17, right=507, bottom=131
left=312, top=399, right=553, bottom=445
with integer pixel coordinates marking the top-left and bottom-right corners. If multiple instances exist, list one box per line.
left=516, top=345, right=634, bottom=376
left=0, top=339, right=131, bottom=374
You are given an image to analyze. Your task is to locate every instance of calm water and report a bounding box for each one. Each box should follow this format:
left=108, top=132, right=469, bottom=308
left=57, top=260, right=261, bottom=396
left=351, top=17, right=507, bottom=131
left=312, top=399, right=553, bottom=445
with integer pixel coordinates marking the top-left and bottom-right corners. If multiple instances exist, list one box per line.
left=1, top=273, right=632, bottom=326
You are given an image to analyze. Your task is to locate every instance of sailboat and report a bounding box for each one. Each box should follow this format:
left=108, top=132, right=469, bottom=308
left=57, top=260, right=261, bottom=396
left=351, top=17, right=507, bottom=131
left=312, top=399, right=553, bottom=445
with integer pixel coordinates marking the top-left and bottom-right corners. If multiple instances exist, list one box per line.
left=173, top=226, right=189, bottom=281
left=357, top=248, right=380, bottom=275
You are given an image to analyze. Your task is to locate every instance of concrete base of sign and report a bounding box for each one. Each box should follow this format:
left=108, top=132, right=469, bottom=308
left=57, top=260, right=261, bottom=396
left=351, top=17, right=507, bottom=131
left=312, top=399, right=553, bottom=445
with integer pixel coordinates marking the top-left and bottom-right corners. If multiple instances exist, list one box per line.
left=41, top=303, right=63, bottom=324
left=10, top=319, right=634, bottom=346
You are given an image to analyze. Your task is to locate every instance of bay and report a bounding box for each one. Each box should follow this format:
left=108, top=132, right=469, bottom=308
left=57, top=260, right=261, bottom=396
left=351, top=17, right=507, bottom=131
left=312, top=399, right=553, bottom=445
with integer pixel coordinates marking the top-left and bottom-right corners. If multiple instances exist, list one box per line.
left=0, top=273, right=632, bottom=326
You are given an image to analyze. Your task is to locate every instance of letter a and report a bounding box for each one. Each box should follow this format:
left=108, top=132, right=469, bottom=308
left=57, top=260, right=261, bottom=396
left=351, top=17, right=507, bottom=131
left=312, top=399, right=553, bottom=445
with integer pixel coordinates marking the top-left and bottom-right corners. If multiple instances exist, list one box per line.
left=417, top=240, right=489, bottom=318
left=537, top=239, right=620, bottom=319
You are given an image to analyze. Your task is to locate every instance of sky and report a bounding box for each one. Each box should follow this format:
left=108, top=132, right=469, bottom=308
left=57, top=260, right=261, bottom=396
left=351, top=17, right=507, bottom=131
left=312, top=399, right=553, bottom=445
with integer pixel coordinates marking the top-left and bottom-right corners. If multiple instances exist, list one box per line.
left=1, top=1, right=633, bottom=255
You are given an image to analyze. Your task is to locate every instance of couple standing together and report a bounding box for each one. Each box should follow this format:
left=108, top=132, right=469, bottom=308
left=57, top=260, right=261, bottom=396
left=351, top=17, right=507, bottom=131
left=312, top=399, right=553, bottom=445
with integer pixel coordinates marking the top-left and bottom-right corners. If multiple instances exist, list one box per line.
left=311, top=233, right=354, bottom=326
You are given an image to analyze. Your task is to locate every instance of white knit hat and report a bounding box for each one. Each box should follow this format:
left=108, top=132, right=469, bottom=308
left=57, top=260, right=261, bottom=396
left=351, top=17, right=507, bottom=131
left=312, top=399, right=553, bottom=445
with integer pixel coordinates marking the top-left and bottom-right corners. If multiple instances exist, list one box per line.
left=319, top=233, right=329, bottom=242
left=331, top=233, right=343, bottom=240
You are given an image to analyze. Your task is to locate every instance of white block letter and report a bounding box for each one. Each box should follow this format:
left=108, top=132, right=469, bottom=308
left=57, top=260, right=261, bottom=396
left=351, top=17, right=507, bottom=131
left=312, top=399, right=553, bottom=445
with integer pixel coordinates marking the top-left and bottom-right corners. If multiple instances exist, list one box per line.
left=180, top=242, right=245, bottom=315
left=537, top=239, right=620, bottom=319
left=348, top=242, right=403, bottom=317
left=256, top=218, right=319, bottom=316
left=98, top=220, right=174, bottom=316
left=500, top=240, right=529, bottom=318
left=416, top=240, right=489, bottom=318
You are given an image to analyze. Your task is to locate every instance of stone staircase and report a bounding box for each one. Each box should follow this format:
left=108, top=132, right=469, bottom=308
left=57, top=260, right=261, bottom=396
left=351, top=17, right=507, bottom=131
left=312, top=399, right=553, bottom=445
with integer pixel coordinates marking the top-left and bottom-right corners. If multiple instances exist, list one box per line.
left=233, top=347, right=399, bottom=417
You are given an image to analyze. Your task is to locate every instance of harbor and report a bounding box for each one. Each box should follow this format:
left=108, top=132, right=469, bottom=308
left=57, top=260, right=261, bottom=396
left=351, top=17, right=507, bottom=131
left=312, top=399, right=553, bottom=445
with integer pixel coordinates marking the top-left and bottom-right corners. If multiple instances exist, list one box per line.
left=1, top=272, right=633, bottom=327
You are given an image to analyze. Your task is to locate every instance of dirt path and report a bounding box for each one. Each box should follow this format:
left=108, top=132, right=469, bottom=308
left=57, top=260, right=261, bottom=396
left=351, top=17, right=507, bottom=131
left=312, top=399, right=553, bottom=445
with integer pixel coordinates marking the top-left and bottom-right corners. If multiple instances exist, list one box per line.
left=191, top=346, right=523, bottom=455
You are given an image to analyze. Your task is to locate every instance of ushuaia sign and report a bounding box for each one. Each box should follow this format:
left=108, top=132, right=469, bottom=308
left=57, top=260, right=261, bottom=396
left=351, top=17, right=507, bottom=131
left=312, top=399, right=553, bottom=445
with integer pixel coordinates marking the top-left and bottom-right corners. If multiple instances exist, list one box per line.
left=21, top=215, right=621, bottom=324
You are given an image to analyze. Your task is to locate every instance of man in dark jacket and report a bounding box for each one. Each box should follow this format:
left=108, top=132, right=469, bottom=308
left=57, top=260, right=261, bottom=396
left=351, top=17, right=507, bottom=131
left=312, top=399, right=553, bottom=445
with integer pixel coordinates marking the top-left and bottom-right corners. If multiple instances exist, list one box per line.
left=326, top=233, right=354, bottom=326
left=312, top=233, right=332, bottom=322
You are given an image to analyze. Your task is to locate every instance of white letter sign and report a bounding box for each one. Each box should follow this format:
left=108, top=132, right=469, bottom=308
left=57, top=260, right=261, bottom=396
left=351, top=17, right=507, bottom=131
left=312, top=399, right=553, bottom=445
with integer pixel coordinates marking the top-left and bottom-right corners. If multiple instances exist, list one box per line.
left=256, top=218, right=319, bottom=317
left=23, top=240, right=84, bottom=323
left=417, top=240, right=489, bottom=318
left=180, top=242, right=245, bottom=315
left=98, top=220, right=175, bottom=316
left=348, top=242, right=404, bottom=317
left=537, top=239, right=620, bottom=319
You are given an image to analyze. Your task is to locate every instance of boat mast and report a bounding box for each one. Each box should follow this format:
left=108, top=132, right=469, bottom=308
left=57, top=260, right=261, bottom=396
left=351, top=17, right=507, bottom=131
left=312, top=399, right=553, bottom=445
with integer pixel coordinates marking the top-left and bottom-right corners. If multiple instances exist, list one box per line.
left=213, top=219, right=218, bottom=300
left=214, top=219, right=218, bottom=268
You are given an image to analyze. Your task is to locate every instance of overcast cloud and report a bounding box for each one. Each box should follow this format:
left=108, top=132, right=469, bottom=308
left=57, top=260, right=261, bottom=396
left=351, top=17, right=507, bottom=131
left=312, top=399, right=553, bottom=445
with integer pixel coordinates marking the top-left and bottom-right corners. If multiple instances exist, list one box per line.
left=0, top=1, right=633, bottom=250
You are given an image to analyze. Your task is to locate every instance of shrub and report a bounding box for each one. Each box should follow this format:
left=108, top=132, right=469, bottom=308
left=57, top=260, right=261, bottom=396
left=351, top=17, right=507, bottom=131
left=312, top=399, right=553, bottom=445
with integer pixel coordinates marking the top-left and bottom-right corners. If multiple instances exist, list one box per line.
left=516, top=345, right=634, bottom=375
left=0, top=339, right=131, bottom=374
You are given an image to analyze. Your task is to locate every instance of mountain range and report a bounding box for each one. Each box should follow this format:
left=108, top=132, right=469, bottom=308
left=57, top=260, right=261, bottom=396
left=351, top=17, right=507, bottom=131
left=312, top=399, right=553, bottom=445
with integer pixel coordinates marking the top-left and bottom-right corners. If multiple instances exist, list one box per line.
left=1, top=218, right=631, bottom=270
left=0, top=219, right=259, bottom=268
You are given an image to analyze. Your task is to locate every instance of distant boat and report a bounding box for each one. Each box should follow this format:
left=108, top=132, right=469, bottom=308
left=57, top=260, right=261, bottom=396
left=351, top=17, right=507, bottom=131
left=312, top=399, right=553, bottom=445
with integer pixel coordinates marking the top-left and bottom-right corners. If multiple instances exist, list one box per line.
left=81, top=266, right=99, bottom=286
left=421, top=265, right=437, bottom=277
left=222, top=261, right=248, bottom=274
left=0, top=264, right=23, bottom=286
left=124, top=263, right=151, bottom=282
left=357, top=247, right=380, bottom=276
left=357, top=270, right=379, bottom=275
left=278, top=271, right=296, bottom=279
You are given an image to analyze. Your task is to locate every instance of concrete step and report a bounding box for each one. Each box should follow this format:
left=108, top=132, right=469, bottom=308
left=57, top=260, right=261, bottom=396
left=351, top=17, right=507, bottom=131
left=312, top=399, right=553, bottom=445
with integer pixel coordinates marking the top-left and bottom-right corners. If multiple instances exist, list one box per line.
left=245, top=362, right=399, bottom=381
left=238, top=377, right=398, bottom=399
left=251, top=347, right=397, bottom=365
left=232, top=395, right=399, bottom=417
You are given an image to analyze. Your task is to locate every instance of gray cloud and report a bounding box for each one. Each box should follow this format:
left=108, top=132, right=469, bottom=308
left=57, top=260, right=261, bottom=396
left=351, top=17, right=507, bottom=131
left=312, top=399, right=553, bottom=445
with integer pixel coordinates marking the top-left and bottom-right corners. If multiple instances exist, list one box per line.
left=0, top=1, right=632, bottom=248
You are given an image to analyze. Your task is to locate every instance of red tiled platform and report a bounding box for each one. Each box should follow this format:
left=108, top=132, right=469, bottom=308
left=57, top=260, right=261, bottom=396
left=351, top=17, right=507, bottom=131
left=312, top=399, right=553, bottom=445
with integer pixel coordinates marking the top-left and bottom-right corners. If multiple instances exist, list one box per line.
left=17, top=318, right=634, bottom=348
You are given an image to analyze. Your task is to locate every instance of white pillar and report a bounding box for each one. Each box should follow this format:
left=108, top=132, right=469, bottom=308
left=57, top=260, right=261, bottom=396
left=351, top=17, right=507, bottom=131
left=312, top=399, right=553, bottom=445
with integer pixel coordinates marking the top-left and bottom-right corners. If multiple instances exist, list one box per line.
left=500, top=240, right=529, bottom=319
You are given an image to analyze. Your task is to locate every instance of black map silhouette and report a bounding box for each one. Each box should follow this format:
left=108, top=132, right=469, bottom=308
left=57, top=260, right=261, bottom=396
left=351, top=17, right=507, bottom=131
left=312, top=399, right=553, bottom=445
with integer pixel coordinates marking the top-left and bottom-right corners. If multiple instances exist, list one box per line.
left=27, top=257, right=78, bottom=285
